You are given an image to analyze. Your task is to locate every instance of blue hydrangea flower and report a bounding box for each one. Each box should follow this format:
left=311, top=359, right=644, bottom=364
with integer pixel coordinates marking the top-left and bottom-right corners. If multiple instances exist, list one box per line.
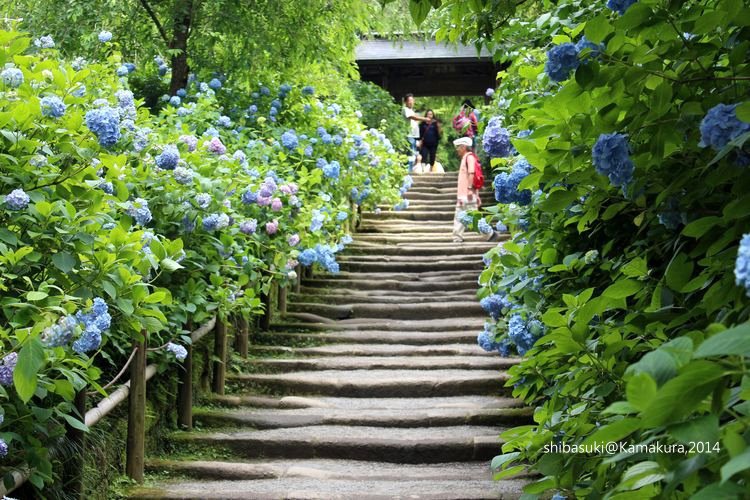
left=1, top=67, right=23, bottom=88
left=168, top=95, right=181, bottom=107
left=734, top=234, right=750, bottom=296
left=85, top=106, right=121, bottom=147
left=699, top=103, right=750, bottom=151
left=310, top=209, right=326, bottom=232
left=458, top=210, right=473, bottom=227
left=217, top=115, right=232, bottom=127
left=116, top=65, right=129, bottom=77
left=40, top=95, right=66, bottom=118
left=508, top=314, right=544, bottom=355
left=240, top=219, right=257, bottom=234
left=202, top=213, right=230, bottom=231
left=271, top=98, right=282, bottom=110
left=477, top=323, right=499, bottom=352
left=5, top=189, right=30, bottom=210
left=98, top=31, right=112, bottom=42
left=486, top=88, right=495, bottom=97
left=195, top=193, right=211, bottom=209
left=607, top=0, right=637, bottom=15
left=208, top=78, right=222, bottom=90
left=576, top=36, right=604, bottom=59
left=98, top=181, right=114, bottom=194
left=281, top=130, right=299, bottom=150
left=34, top=35, right=55, bottom=48
left=302, top=85, right=315, bottom=95
left=592, top=133, right=635, bottom=187
left=496, top=221, right=508, bottom=232
left=126, top=198, right=152, bottom=225
left=73, top=326, right=101, bottom=354
left=173, top=166, right=194, bottom=185
left=477, top=218, right=493, bottom=234
left=176, top=88, right=187, bottom=98
left=155, top=144, right=180, bottom=170
left=545, top=43, right=580, bottom=82
left=298, top=248, right=317, bottom=266
left=480, top=294, right=512, bottom=321
left=165, top=342, right=188, bottom=361
left=494, top=158, right=532, bottom=205
left=482, top=117, right=513, bottom=158
left=321, top=160, right=341, bottom=179
left=0, top=438, right=8, bottom=457
left=0, top=352, right=17, bottom=386
left=124, top=62, right=136, bottom=73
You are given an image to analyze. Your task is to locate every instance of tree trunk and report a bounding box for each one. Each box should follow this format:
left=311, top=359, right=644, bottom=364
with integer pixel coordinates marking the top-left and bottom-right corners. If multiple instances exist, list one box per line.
left=169, top=0, right=193, bottom=94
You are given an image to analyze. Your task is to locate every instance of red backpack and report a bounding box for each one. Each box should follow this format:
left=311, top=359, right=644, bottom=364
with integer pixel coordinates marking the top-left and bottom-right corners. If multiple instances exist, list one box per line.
left=468, top=152, right=484, bottom=190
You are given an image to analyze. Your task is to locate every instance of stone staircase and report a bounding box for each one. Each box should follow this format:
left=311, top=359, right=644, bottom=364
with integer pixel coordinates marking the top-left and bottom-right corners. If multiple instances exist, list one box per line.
left=130, top=173, right=530, bottom=499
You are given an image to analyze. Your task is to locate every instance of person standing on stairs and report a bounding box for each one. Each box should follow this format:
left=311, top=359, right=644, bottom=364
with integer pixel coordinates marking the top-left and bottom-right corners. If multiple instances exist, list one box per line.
left=452, top=137, right=480, bottom=243
left=403, top=93, right=430, bottom=173
left=419, top=109, right=441, bottom=174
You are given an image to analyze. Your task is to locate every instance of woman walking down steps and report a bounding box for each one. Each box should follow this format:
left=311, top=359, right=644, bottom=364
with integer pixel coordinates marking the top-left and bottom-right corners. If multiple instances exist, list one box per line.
left=130, top=173, right=530, bottom=499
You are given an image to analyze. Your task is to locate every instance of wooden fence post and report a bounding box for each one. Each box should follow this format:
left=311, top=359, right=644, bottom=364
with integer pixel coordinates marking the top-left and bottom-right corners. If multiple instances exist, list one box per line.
left=212, top=318, right=227, bottom=395
left=62, top=389, right=86, bottom=497
left=259, top=283, right=275, bottom=331
left=236, top=315, right=249, bottom=359
left=294, top=265, right=301, bottom=294
left=278, top=285, right=287, bottom=314
left=176, top=321, right=193, bottom=430
left=126, top=332, right=147, bottom=483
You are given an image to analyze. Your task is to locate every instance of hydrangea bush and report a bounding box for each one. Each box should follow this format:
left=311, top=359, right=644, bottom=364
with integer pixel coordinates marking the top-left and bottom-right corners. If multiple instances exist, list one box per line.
left=0, top=28, right=405, bottom=491
left=414, top=0, right=750, bottom=496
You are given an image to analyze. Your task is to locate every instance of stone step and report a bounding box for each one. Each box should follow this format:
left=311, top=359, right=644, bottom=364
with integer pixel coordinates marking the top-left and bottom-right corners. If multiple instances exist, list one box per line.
left=346, top=242, right=498, bottom=256
left=193, top=404, right=531, bottom=429
left=300, top=278, right=478, bottom=292
left=286, top=301, right=483, bottom=321
left=357, top=224, right=456, bottom=234
left=338, top=253, right=484, bottom=264
left=209, top=395, right=522, bottom=411
left=404, top=192, right=495, bottom=202
left=245, top=355, right=511, bottom=372
left=338, top=260, right=483, bottom=273
left=353, top=233, right=490, bottom=244
left=254, top=330, right=479, bottom=346
left=308, top=269, right=478, bottom=280
left=361, top=210, right=455, bottom=221
left=169, top=425, right=504, bottom=463
left=269, top=317, right=486, bottom=332
left=289, top=292, right=478, bottom=305
left=131, top=475, right=526, bottom=499
left=246, top=343, right=499, bottom=357
left=229, top=369, right=509, bottom=397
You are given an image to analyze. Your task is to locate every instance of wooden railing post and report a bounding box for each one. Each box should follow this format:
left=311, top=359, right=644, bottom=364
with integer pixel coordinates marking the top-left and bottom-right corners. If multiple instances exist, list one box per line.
left=294, top=264, right=301, bottom=294
left=212, top=318, right=227, bottom=395
left=126, top=332, right=147, bottom=482
left=62, top=389, right=86, bottom=497
left=278, top=284, right=287, bottom=314
left=176, top=321, right=193, bottom=430
left=236, top=315, right=249, bottom=359
left=259, top=283, right=275, bottom=331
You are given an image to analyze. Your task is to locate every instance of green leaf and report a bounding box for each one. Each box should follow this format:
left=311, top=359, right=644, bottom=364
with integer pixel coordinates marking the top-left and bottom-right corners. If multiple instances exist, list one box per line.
left=26, top=291, right=49, bottom=301
left=694, top=322, right=750, bottom=358
left=62, top=413, right=89, bottom=432
left=682, top=216, right=722, bottom=238
left=51, top=252, right=77, bottom=274
left=669, top=415, right=719, bottom=445
left=720, top=448, right=750, bottom=483
left=692, top=482, right=746, bottom=500
left=626, top=372, right=657, bottom=411
left=160, top=258, right=184, bottom=271
left=619, top=461, right=665, bottom=491
left=665, top=252, right=693, bottom=292
left=539, top=190, right=577, bottom=212
left=603, top=279, right=641, bottom=299
left=640, top=361, right=725, bottom=427
left=13, top=338, right=46, bottom=403
left=584, top=15, right=613, bottom=43
left=584, top=417, right=641, bottom=445
left=621, top=257, right=648, bottom=278
left=490, top=452, right=520, bottom=470
left=737, top=102, right=750, bottom=123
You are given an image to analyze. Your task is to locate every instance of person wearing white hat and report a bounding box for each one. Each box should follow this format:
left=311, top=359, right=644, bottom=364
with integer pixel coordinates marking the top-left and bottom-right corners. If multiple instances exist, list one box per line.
left=452, top=137, right=480, bottom=243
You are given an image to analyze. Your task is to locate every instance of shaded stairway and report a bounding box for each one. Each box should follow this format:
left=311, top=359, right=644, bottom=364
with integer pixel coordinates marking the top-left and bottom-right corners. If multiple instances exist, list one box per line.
left=130, top=173, right=530, bottom=499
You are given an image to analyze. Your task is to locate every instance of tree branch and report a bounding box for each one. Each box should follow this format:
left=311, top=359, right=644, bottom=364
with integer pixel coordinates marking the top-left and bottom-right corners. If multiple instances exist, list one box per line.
left=138, top=0, right=170, bottom=45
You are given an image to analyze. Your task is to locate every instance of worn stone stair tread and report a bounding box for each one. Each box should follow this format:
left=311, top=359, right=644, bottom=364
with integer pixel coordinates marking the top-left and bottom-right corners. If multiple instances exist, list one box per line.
left=286, top=301, right=484, bottom=321
left=229, top=369, right=509, bottom=396
left=130, top=477, right=526, bottom=500
left=208, top=395, right=523, bottom=411
left=309, top=269, right=480, bottom=280
left=300, top=278, right=480, bottom=292
left=269, top=317, right=486, bottom=332
left=289, top=292, right=479, bottom=305
left=246, top=343, right=505, bottom=357
left=170, top=424, right=504, bottom=462
left=260, top=331, right=478, bottom=345
left=142, top=458, right=501, bottom=481
left=338, top=253, right=485, bottom=262
left=248, top=355, right=512, bottom=371
left=193, top=405, right=531, bottom=429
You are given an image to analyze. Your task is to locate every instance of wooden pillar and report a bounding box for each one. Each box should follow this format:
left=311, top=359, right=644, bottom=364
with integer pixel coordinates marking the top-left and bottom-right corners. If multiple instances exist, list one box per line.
left=62, top=390, right=86, bottom=497
left=126, top=332, right=147, bottom=482
left=177, top=320, right=193, bottom=430
left=294, top=265, right=301, bottom=294
left=236, top=315, right=249, bottom=359
left=259, top=283, right=275, bottom=331
left=212, top=318, right=227, bottom=395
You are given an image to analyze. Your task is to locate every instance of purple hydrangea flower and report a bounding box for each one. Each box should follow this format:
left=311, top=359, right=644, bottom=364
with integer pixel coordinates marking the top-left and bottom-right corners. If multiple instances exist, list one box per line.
left=165, top=342, right=188, bottom=361
left=0, top=352, right=18, bottom=386
left=5, top=189, right=30, bottom=210
left=265, top=219, right=279, bottom=235
left=240, top=219, right=257, bottom=234
left=482, top=117, right=513, bottom=158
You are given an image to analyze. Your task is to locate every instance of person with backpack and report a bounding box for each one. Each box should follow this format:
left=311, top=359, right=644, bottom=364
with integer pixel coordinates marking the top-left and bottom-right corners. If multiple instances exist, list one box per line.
left=452, top=100, right=479, bottom=146
left=452, top=137, right=484, bottom=243
left=418, top=109, right=441, bottom=173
